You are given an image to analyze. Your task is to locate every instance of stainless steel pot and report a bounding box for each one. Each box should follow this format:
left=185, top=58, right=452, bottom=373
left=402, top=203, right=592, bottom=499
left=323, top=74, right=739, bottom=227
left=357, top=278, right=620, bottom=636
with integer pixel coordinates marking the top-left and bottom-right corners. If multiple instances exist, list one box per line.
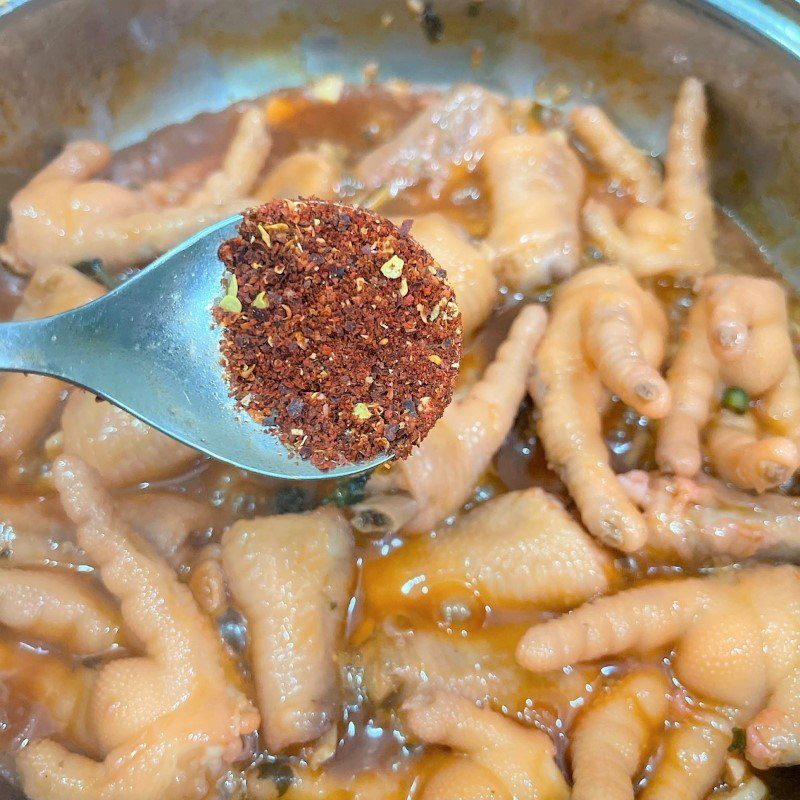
left=0, top=0, right=799, bottom=797
left=2, top=0, right=800, bottom=281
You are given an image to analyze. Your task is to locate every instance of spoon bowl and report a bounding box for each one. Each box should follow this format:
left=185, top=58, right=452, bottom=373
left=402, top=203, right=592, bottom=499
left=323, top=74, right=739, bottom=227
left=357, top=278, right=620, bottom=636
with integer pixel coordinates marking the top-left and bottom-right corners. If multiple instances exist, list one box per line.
left=0, top=215, right=392, bottom=480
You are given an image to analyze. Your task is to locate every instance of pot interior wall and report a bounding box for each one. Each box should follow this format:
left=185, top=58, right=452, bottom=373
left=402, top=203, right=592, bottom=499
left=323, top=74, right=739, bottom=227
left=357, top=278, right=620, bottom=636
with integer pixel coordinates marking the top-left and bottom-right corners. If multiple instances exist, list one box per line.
left=1, top=0, right=800, bottom=281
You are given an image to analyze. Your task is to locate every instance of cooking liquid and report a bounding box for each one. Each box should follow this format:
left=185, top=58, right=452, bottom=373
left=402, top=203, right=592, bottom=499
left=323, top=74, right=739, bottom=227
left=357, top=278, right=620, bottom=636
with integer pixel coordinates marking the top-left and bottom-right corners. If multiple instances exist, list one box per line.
left=0, top=84, right=797, bottom=798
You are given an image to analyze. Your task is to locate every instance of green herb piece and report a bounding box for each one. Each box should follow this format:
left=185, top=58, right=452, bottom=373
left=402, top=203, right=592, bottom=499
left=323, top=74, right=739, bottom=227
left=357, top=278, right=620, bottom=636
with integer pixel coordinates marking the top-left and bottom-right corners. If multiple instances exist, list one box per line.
left=219, top=274, right=242, bottom=313
left=728, top=727, right=746, bottom=753
left=219, top=294, right=242, bottom=313
left=353, top=402, right=373, bottom=419
left=257, top=760, right=293, bottom=797
left=352, top=508, right=391, bottom=533
left=421, top=2, right=444, bottom=42
left=324, top=472, right=371, bottom=507
left=722, top=386, right=749, bottom=415
left=252, top=291, right=268, bottom=309
left=380, top=255, right=404, bottom=279
left=273, top=486, right=314, bottom=515
left=73, top=258, right=118, bottom=290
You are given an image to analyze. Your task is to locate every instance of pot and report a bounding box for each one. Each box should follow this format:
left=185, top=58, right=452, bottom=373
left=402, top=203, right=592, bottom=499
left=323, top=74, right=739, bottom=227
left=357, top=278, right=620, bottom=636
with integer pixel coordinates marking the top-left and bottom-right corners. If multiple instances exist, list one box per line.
left=0, top=0, right=799, bottom=797
left=2, top=0, right=800, bottom=282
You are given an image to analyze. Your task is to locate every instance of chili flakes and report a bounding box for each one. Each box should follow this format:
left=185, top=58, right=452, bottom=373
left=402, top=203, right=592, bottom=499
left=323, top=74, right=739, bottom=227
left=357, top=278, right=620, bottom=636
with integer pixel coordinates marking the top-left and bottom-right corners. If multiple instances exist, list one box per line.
left=213, top=198, right=462, bottom=470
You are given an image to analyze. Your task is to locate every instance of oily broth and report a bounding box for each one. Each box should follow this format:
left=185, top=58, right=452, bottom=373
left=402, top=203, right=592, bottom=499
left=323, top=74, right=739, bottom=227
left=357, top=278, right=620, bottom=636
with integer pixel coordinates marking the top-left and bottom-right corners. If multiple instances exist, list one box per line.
left=0, top=84, right=798, bottom=798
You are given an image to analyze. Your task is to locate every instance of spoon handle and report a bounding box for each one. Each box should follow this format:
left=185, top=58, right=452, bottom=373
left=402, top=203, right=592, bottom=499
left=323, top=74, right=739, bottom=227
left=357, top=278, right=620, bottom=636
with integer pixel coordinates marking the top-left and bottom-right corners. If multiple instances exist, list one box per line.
left=0, top=316, right=69, bottom=376
left=0, top=308, right=110, bottom=390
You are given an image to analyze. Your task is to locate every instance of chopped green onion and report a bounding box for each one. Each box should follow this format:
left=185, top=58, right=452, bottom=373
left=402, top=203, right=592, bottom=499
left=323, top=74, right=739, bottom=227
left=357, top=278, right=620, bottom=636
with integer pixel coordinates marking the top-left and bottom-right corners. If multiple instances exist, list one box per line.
left=73, top=258, right=118, bottom=289
left=728, top=727, right=746, bottom=753
left=257, top=759, right=293, bottom=796
left=219, top=274, right=242, bottom=313
left=352, top=508, right=391, bottom=532
left=273, top=486, right=313, bottom=515
left=353, top=402, right=372, bottom=420
left=323, top=472, right=371, bottom=508
left=722, top=386, right=749, bottom=415
left=219, top=295, right=242, bottom=313
left=252, top=291, right=268, bottom=309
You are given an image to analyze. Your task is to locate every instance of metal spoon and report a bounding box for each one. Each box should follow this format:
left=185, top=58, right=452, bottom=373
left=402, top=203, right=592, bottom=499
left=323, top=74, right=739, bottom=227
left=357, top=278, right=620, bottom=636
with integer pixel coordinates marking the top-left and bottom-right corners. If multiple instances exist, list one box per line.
left=0, top=215, right=392, bottom=480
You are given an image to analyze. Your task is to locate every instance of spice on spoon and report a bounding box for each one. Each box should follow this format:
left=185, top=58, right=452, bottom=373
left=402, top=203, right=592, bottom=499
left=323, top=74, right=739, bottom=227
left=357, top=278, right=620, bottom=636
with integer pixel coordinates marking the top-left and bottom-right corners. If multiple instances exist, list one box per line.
left=213, top=198, right=462, bottom=470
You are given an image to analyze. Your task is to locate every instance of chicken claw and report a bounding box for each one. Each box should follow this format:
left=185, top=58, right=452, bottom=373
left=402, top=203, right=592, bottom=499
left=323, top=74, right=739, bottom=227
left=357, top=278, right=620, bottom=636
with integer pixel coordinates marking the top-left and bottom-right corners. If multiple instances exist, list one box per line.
left=582, top=78, right=714, bottom=277
left=355, top=84, right=508, bottom=195
left=222, top=508, right=353, bottom=751
left=640, top=710, right=733, bottom=800
left=356, top=623, right=598, bottom=722
left=254, top=143, right=342, bottom=201
left=485, top=131, right=585, bottom=289
left=4, top=107, right=270, bottom=274
left=571, top=668, right=669, bottom=800
left=517, top=565, right=800, bottom=783
left=516, top=576, right=713, bottom=673
left=570, top=105, right=662, bottom=205
left=17, top=455, right=259, bottom=800
left=405, top=691, right=569, bottom=800
left=532, top=265, right=669, bottom=551
left=408, top=213, right=497, bottom=338
left=0, top=567, right=123, bottom=656
left=657, top=275, right=800, bottom=491
left=362, top=487, right=611, bottom=619
left=746, top=667, right=800, bottom=769
left=0, top=640, right=99, bottom=756
left=61, top=390, right=199, bottom=487
left=620, top=469, right=800, bottom=564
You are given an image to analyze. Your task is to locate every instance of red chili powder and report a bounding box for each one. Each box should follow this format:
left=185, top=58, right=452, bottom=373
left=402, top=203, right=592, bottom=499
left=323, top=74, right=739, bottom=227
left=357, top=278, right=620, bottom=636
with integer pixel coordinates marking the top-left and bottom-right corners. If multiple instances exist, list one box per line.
left=213, top=199, right=462, bottom=469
